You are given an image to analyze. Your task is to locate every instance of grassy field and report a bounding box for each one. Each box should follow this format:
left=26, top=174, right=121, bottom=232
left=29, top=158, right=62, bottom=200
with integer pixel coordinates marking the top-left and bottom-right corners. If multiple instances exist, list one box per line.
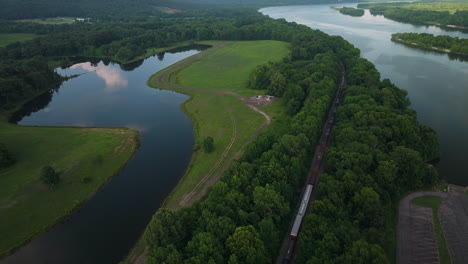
left=411, top=196, right=451, bottom=264
left=15, top=17, right=76, bottom=24
left=175, top=40, right=290, bottom=97
left=149, top=40, right=290, bottom=209
left=402, top=2, right=468, bottom=14
left=0, top=33, right=37, bottom=47
left=0, top=122, right=138, bottom=258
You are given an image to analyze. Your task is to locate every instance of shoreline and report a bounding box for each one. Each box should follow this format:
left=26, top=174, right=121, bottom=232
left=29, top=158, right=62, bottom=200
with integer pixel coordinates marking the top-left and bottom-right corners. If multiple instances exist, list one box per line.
left=0, top=125, right=140, bottom=259
left=391, top=37, right=468, bottom=57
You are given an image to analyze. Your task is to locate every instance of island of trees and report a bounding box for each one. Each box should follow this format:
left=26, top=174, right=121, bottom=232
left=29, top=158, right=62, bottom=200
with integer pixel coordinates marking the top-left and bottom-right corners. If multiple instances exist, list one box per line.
left=334, top=7, right=365, bottom=17
left=392, top=32, right=468, bottom=56
left=358, top=2, right=468, bottom=28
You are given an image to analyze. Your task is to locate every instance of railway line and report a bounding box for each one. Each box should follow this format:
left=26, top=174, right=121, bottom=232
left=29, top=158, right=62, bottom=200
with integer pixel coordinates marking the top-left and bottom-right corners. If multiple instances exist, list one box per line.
left=279, top=62, right=346, bottom=263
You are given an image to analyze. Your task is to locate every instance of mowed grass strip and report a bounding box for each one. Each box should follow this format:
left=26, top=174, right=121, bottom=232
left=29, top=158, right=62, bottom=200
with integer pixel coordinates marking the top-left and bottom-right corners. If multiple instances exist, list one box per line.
left=163, top=93, right=265, bottom=209
left=175, top=40, right=290, bottom=96
left=0, top=122, right=138, bottom=257
left=0, top=33, right=37, bottom=47
left=411, top=196, right=451, bottom=264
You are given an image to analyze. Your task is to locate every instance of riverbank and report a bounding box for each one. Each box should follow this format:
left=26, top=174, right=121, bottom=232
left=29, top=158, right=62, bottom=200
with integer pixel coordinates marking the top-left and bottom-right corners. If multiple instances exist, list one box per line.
left=149, top=40, right=289, bottom=210
left=0, top=122, right=139, bottom=258
left=391, top=36, right=468, bottom=57
left=121, top=40, right=289, bottom=264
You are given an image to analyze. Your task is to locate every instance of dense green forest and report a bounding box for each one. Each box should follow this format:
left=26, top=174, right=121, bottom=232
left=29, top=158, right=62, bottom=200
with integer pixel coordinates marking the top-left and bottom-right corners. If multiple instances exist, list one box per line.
left=392, top=32, right=468, bottom=55
left=336, top=7, right=365, bottom=17
left=358, top=2, right=468, bottom=27
left=0, top=0, right=388, bottom=20
left=297, top=55, right=439, bottom=264
left=137, top=12, right=437, bottom=264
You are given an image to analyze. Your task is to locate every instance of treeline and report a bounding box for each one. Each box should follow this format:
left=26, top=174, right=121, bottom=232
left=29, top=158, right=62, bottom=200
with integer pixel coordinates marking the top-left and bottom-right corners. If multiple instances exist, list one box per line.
left=0, top=0, right=314, bottom=20
left=0, top=8, right=352, bottom=111
left=358, top=3, right=468, bottom=27
left=297, top=57, right=439, bottom=263
left=0, top=57, right=62, bottom=111
left=337, top=7, right=365, bottom=17
left=0, top=0, right=176, bottom=20
left=392, top=32, right=468, bottom=55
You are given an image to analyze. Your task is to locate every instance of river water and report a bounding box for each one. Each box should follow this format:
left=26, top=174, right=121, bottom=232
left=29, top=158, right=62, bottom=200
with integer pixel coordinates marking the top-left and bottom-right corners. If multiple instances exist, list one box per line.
left=261, top=4, right=468, bottom=186
left=2, top=47, right=207, bottom=264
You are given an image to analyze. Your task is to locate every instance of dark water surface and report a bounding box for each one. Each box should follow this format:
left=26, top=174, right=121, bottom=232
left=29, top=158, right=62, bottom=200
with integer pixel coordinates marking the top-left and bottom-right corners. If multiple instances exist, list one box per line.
left=3, top=47, right=207, bottom=264
left=261, top=4, right=468, bottom=185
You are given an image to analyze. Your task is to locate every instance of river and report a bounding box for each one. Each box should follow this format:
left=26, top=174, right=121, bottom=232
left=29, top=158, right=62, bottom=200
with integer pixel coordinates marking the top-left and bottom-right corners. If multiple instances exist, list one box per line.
left=2, top=46, right=208, bottom=264
left=261, top=3, right=468, bottom=186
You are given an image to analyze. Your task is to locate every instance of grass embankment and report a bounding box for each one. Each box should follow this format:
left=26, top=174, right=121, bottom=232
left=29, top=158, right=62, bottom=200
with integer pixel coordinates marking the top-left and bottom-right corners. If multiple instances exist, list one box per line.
left=174, top=40, right=290, bottom=97
left=150, top=40, right=289, bottom=209
left=122, top=40, right=289, bottom=264
left=0, top=33, right=37, bottom=47
left=0, top=122, right=138, bottom=258
left=411, top=196, right=451, bottom=264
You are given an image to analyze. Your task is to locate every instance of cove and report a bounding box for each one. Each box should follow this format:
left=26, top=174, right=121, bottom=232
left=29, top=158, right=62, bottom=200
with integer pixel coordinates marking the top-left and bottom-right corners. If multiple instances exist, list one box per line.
left=261, top=4, right=468, bottom=186
left=2, top=46, right=208, bottom=264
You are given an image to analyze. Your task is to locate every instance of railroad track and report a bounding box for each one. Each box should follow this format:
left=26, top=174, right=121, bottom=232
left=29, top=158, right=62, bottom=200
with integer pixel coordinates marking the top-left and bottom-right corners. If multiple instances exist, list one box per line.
left=277, top=62, right=346, bottom=264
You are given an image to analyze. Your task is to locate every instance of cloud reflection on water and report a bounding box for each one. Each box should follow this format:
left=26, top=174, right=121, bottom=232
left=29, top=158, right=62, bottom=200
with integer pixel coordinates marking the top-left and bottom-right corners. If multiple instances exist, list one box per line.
left=71, top=62, right=128, bottom=92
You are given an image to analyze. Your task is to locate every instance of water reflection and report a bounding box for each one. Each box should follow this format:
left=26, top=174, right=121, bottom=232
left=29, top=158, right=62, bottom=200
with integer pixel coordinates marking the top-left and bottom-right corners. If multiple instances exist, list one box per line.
left=9, top=90, right=54, bottom=123
left=71, top=62, right=128, bottom=92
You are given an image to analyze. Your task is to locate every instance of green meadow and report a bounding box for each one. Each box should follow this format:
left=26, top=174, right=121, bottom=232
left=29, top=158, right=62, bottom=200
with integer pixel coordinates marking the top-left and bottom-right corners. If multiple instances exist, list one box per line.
left=149, top=40, right=290, bottom=209
left=0, top=122, right=138, bottom=257
left=175, top=40, right=290, bottom=97
left=0, top=33, right=37, bottom=47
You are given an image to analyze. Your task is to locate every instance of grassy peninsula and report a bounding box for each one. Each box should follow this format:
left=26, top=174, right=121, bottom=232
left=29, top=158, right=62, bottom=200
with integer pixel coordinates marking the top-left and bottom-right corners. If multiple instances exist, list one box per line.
left=359, top=1, right=468, bottom=28
left=0, top=122, right=138, bottom=257
left=149, top=40, right=290, bottom=209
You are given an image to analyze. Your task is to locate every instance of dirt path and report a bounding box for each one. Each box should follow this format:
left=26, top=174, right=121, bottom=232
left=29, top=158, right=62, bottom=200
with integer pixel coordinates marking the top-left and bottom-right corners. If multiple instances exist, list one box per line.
left=178, top=101, right=237, bottom=208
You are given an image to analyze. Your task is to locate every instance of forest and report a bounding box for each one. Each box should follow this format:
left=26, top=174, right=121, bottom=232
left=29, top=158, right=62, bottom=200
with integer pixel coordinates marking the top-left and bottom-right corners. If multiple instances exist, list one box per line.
left=358, top=2, right=468, bottom=27
left=137, top=12, right=437, bottom=264
left=0, top=2, right=439, bottom=263
left=0, top=0, right=386, bottom=20
left=392, top=32, right=468, bottom=55
left=336, top=7, right=365, bottom=17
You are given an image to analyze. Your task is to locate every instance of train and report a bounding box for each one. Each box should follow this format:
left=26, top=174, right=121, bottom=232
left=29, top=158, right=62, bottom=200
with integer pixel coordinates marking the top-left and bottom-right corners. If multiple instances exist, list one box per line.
left=283, top=65, right=345, bottom=263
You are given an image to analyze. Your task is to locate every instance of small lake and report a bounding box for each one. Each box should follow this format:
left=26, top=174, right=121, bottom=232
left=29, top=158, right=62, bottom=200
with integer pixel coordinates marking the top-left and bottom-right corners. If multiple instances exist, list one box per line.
left=261, top=4, right=468, bottom=186
left=3, top=46, right=208, bottom=264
